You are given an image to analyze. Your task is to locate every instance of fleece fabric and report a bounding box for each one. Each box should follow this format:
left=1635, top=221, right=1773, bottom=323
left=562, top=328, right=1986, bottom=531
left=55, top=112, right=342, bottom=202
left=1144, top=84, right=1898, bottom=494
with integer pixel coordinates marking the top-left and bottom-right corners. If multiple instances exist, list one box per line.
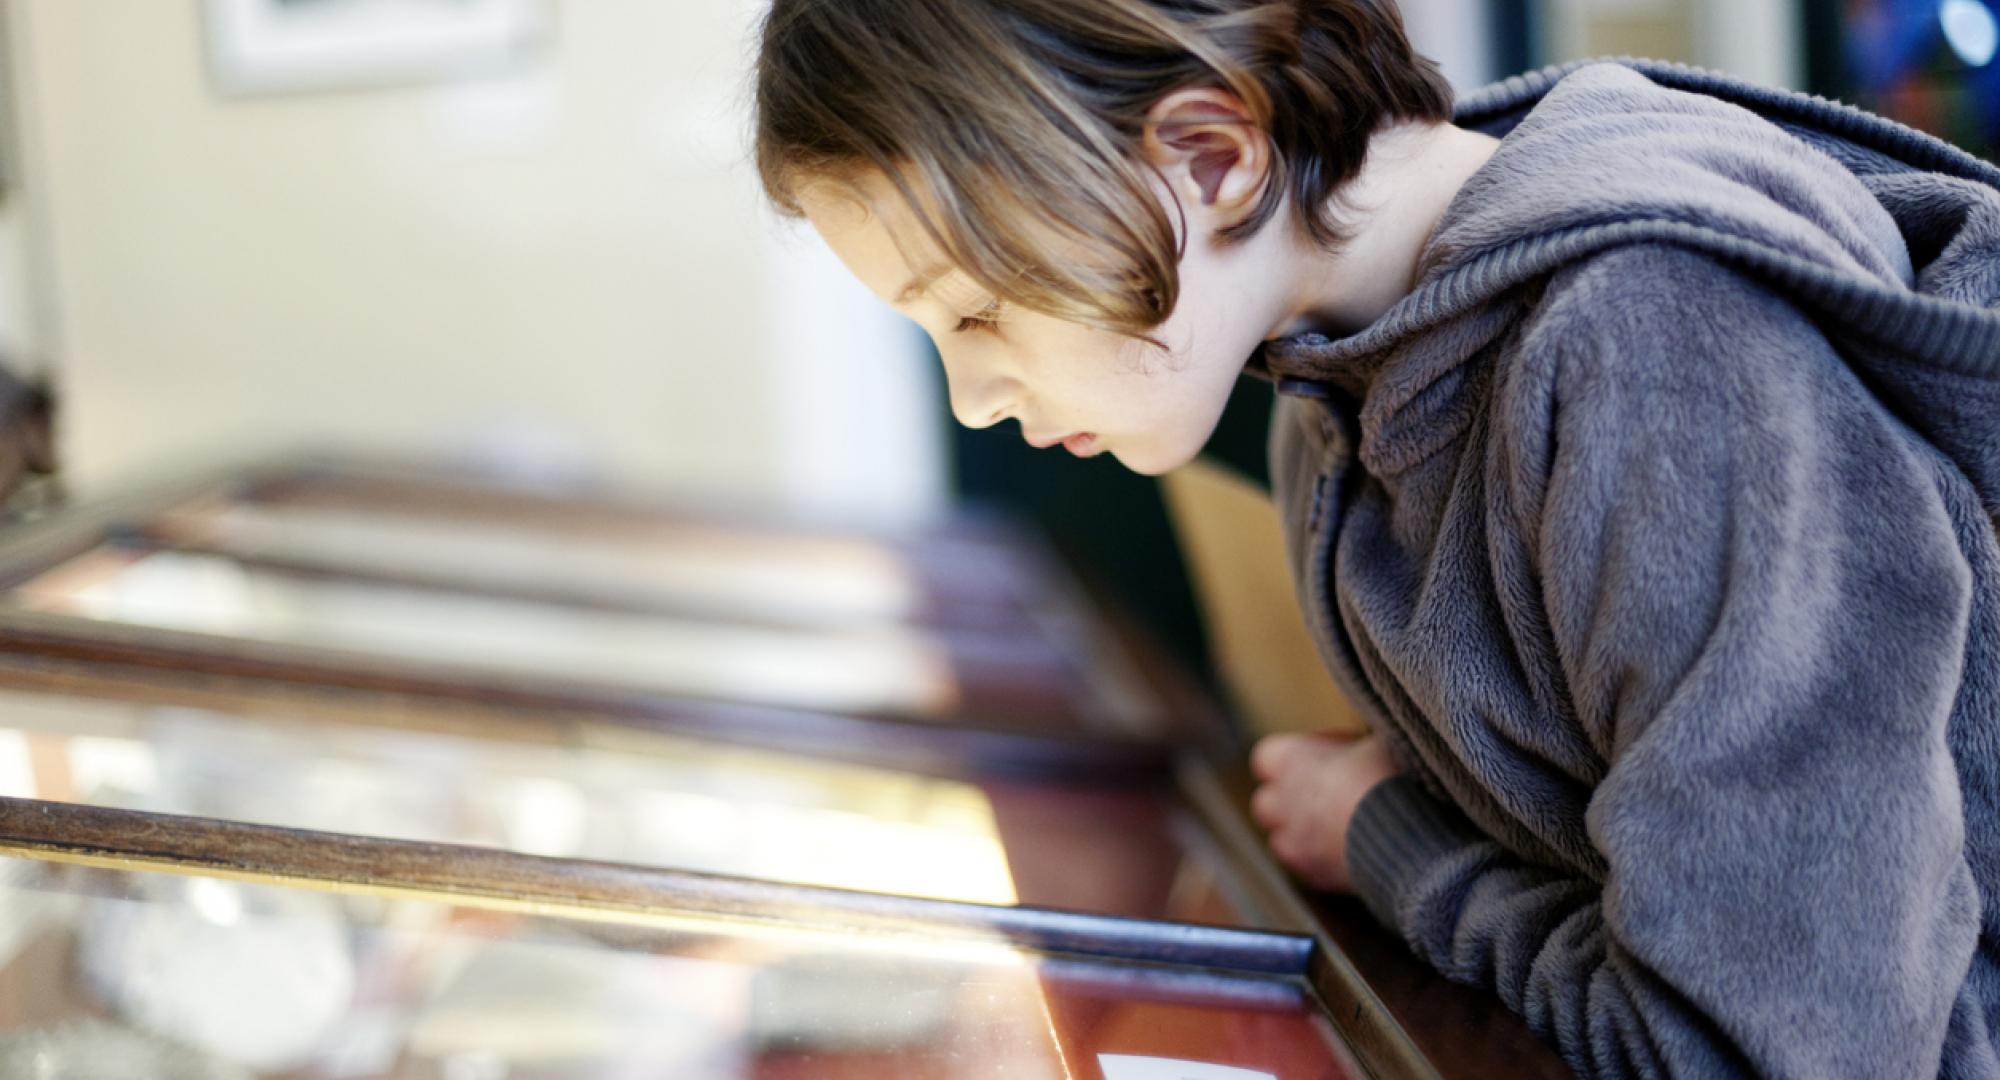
left=1250, top=56, right=2000, bottom=1078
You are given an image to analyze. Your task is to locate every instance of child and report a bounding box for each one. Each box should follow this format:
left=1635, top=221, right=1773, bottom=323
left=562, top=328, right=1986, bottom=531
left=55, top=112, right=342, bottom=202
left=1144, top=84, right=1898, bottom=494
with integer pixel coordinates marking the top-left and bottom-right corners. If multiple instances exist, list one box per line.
left=753, top=1, right=2000, bottom=1075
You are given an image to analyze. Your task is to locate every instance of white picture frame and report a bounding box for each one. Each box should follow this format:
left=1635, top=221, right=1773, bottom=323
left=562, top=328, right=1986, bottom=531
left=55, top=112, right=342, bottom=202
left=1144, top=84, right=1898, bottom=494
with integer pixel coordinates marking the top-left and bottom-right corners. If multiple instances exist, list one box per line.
left=205, top=0, right=549, bottom=97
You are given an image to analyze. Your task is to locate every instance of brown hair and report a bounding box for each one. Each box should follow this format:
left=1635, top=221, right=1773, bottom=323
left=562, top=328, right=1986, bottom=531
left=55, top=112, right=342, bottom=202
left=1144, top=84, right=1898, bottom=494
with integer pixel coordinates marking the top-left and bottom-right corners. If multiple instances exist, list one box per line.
left=754, top=0, right=1454, bottom=335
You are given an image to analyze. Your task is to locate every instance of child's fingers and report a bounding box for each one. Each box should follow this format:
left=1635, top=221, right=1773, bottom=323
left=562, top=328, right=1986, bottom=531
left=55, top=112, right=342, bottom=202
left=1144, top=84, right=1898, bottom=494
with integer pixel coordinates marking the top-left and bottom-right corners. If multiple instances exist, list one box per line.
left=1250, top=733, right=1306, bottom=779
left=1251, top=730, right=1363, bottom=780
left=1250, top=782, right=1283, bottom=828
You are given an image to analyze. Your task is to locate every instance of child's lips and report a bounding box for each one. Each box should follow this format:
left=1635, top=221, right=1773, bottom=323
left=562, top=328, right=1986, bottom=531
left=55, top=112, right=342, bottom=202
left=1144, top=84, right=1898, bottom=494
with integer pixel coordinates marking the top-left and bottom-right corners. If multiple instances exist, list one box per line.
left=1023, top=430, right=1104, bottom=456
left=1062, top=433, right=1102, bottom=457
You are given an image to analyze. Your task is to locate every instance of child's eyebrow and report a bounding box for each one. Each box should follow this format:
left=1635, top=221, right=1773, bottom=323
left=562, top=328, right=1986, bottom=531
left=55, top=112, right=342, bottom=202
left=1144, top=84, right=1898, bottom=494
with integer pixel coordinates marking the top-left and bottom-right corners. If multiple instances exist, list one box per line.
left=894, top=263, right=954, bottom=306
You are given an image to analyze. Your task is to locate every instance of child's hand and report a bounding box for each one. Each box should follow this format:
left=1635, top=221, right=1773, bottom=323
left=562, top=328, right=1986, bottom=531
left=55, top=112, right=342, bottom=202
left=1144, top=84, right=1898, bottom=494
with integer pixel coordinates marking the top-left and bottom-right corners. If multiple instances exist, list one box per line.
left=1249, top=732, right=1399, bottom=894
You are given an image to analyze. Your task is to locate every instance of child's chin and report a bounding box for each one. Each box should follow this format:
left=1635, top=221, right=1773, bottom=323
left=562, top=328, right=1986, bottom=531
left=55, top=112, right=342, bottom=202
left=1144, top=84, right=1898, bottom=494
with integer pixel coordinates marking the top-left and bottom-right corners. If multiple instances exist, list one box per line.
left=1114, top=442, right=1191, bottom=477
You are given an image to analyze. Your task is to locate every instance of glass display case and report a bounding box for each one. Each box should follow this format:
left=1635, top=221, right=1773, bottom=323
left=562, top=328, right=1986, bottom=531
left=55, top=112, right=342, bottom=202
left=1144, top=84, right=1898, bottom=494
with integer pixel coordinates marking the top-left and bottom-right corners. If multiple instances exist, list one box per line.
left=0, top=459, right=1574, bottom=1079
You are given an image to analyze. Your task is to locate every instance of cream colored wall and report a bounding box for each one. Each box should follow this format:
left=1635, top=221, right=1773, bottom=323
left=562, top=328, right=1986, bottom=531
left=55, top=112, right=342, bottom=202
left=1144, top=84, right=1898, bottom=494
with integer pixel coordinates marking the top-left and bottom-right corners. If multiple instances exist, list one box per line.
left=8, top=0, right=940, bottom=510
left=1401, top=0, right=1499, bottom=90
left=1541, top=0, right=1695, bottom=66
left=1539, top=0, right=1803, bottom=90
left=0, top=1, right=43, bottom=379
left=1691, top=0, right=1803, bottom=90
left=0, top=205, right=36, bottom=375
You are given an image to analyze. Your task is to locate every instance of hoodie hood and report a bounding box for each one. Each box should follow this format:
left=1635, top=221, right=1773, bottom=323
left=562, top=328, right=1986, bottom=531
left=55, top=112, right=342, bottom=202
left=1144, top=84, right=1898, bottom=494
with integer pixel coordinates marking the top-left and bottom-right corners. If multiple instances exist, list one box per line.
left=1254, top=57, right=2000, bottom=515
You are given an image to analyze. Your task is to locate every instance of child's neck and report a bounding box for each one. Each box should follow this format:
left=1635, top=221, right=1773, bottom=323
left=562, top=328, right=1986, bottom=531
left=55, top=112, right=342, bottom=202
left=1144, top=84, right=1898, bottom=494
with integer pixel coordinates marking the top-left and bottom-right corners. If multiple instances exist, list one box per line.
left=1271, top=121, right=1503, bottom=341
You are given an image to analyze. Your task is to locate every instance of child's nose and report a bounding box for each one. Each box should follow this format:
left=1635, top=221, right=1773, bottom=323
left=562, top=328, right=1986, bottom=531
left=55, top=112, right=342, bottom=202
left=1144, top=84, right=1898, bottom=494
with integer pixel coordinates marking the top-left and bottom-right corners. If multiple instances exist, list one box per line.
left=940, top=357, right=1017, bottom=430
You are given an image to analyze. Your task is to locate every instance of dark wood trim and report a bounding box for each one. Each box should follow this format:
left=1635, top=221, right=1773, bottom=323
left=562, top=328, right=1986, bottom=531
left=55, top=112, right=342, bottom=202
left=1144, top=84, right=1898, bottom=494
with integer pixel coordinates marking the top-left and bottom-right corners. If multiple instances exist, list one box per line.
left=1174, top=754, right=1442, bottom=1080
left=0, top=795, right=1313, bottom=977
left=1309, top=892, right=1577, bottom=1080
left=0, top=610, right=1173, bottom=783
left=1181, top=753, right=1576, bottom=1080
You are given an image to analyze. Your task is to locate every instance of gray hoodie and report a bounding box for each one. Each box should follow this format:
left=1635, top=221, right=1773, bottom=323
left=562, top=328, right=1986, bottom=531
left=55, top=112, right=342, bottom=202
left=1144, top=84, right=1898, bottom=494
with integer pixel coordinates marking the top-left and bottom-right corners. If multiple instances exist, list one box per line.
left=1253, top=57, right=2000, bottom=1077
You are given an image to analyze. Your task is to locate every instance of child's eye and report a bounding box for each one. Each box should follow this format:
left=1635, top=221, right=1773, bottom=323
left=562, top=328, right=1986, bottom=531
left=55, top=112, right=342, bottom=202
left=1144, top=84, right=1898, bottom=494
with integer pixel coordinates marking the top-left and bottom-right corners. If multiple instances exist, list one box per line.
left=953, top=299, right=1006, bottom=334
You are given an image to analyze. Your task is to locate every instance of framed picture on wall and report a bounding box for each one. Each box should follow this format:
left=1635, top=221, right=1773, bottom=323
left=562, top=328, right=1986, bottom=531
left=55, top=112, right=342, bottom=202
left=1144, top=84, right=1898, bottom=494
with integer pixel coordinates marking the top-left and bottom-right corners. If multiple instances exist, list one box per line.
left=204, top=0, right=549, bottom=97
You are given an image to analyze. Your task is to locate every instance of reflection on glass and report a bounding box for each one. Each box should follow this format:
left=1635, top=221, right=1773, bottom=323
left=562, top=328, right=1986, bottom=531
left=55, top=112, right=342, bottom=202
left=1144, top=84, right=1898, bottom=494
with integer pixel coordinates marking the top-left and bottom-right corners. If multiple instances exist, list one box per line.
left=150, top=500, right=926, bottom=628
left=0, top=685, right=1253, bottom=921
left=10, top=548, right=961, bottom=717
left=0, top=688, right=1017, bottom=904
left=0, top=858, right=1360, bottom=1078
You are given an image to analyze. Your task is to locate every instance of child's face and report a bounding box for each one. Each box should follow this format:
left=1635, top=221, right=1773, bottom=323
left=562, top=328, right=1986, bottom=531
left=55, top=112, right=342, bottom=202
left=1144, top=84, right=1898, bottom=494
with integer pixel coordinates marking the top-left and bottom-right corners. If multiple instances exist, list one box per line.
left=799, top=170, right=1289, bottom=476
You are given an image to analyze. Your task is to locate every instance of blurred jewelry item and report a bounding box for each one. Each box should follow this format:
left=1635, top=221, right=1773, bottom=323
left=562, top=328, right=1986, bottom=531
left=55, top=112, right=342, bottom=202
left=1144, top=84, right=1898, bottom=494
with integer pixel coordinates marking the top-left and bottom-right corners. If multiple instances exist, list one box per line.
left=78, top=876, right=355, bottom=1073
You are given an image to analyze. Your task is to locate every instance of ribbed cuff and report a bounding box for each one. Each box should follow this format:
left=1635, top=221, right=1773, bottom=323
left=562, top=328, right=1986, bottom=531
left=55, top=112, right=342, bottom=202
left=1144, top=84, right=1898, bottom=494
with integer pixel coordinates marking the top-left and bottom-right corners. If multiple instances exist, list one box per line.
left=1347, top=775, right=1485, bottom=931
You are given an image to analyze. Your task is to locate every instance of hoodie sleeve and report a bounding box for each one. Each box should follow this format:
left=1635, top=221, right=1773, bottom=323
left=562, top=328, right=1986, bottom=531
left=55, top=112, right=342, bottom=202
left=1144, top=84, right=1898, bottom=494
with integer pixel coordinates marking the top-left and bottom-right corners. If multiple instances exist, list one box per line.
left=1342, top=244, right=1984, bottom=1078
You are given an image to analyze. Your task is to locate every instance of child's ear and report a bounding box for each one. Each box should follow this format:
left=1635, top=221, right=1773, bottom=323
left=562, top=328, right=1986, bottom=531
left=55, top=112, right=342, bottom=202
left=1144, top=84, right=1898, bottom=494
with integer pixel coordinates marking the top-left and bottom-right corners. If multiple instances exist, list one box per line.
left=1142, top=88, right=1271, bottom=223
